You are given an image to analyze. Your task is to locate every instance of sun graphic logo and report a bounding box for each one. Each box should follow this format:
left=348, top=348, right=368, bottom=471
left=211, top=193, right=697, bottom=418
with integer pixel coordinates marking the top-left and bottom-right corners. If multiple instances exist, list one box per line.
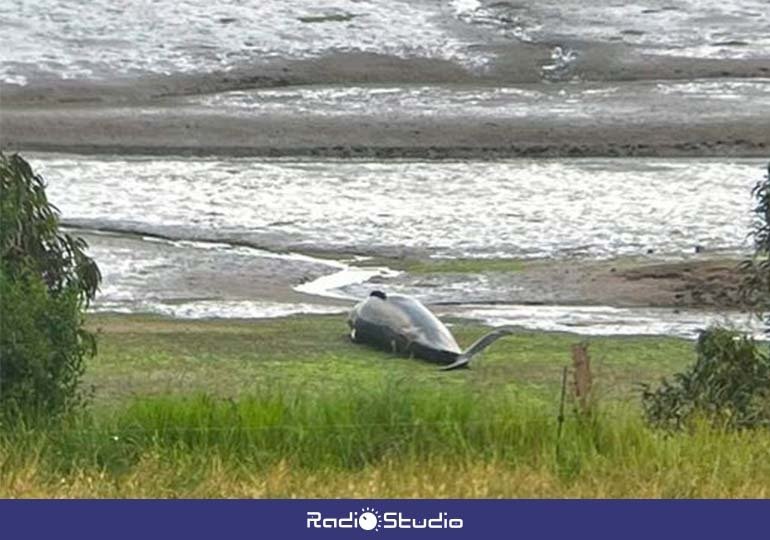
left=357, top=507, right=382, bottom=532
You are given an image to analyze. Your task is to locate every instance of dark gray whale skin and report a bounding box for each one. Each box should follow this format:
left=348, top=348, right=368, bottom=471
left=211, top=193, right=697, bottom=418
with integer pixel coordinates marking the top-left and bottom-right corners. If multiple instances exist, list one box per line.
left=348, top=291, right=513, bottom=370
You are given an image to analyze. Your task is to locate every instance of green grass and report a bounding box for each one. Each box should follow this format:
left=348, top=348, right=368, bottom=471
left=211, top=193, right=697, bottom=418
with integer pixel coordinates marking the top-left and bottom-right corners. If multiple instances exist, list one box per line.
left=2, top=313, right=769, bottom=498
left=4, top=384, right=770, bottom=497
left=84, top=314, right=690, bottom=407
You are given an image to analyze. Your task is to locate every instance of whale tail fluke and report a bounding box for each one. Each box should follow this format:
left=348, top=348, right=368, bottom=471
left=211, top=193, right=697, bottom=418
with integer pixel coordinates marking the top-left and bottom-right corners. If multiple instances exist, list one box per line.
left=439, top=326, right=515, bottom=371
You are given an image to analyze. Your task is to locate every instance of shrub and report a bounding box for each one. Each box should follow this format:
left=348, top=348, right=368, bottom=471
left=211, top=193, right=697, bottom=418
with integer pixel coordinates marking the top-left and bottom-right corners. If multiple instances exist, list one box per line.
left=0, top=153, right=101, bottom=419
left=644, top=163, right=770, bottom=431
left=740, top=162, right=770, bottom=325
left=641, top=327, right=770, bottom=430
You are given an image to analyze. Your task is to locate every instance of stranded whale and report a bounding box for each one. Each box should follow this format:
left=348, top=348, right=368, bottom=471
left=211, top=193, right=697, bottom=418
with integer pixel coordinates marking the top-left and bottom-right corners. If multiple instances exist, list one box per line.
left=348, top=291, right=513, bottom=370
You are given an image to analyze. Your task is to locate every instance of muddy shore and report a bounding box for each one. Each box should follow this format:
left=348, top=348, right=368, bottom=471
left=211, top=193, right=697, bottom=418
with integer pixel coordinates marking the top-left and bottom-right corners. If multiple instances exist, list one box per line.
left=79, top=226, right=747, bottom=312
left=3, top=108, right=768, bottom=159
left=351, top=256, right=746, bottom=310
left=2, top=51, right=770, bottom=159
left=3, top=50, right=770, bottom=105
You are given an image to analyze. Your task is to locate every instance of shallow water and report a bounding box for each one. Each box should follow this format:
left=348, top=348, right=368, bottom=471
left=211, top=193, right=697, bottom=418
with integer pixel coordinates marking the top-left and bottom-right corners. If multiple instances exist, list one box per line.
left=466, top=0, right=770, bottom=59
left=81, top=230, right=393, bottom=316
left=0, top=0, right=483, bottom=85
left=2, top=0, right=768, bottom=85
left=5, top=2, right=767, bottom=339
left=84, top=233, right=762, bottom=339
left=26, top=153, right=764, bottom=337
left=193, top=79, right=770, bottom=123
left=36, top=155, right=760, bottom=259
left=446, top=304, right=762, bottom=340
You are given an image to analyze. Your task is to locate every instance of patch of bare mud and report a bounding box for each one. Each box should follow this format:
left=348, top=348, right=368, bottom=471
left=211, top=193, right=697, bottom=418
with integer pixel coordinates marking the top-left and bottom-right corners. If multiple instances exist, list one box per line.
left=344, top=257, right=745, bottom=309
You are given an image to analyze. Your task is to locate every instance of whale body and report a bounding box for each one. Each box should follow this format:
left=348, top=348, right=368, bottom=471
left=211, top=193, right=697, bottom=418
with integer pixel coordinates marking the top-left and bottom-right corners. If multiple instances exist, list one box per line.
left=348, top=291, right=513, bottom=370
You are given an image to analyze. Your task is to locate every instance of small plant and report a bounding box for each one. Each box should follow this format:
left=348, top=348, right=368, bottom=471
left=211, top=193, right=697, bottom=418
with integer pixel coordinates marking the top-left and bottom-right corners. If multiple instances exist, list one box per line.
left=0, top=153, right=101, bottom=419
left=641, top=327, right=770, bottom=430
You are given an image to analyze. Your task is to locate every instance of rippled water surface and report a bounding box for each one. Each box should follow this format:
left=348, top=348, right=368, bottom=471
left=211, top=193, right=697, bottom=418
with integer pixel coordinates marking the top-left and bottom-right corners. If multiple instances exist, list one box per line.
left=37, top=155, right=759, bottom=259
left=467, top=0, right=770, bottom=58
left=449, top=304, right=762, bottom=340
left=5, top=1, right=767, bottom=340
left=2, top=0, right=768, bottom=85
left=0, top=0, right=482, bottom=84
left=194, top=79, right=770, bottom=123
left=26, top=153, right=764, bottom=336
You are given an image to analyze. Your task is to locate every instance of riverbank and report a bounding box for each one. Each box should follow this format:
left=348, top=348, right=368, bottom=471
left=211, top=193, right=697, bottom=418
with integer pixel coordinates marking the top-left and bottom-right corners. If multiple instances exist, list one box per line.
left=20, top=153, right=755, bottom=334
left=75, top=232, right=751, bottom=336
left=3, top=313, right=770, bottom=498
left=364, top=255, right=745, bottom=309
left=78, top=227, right=748, bottom=325
left=82, top=313, right=692, bottom=406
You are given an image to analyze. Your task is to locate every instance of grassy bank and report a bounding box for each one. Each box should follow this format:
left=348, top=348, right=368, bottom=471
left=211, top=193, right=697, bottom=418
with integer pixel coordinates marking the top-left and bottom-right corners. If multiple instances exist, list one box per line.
left=83, top=314, right=691, bottom=406
left=3, top=389, right=770, bottom=497
left=2, top=314, right=769, bottom=498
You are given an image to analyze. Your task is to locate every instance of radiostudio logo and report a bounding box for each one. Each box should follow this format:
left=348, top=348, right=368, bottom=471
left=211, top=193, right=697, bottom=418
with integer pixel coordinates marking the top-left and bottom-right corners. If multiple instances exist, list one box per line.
left=357, top=507, right=382, bottom=531
left=306, top=507, right=463, bottom=531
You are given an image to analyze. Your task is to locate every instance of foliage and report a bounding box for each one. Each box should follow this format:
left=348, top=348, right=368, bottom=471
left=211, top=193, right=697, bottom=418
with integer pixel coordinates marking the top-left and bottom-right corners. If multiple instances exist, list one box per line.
left=641, top=327, right=770, bottom=430
left=739, top=162, right=770, bottom=323
left=0, top=153, right=100, bottom=300
left=0, top=153, right=100, bottom=418
left=0, top=268, right=92, bottom=416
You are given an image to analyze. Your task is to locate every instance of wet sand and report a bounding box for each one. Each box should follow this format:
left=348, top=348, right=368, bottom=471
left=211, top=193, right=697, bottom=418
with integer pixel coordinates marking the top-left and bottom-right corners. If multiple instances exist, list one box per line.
left=367, top=256, right=745, bottom=309
left=78, top=228, right=746, bottom=313
left=2, top=108, right=768, bottom=159
left=3, top=98, right=769, bottom=159
left=3, top=50, right=770, bottom=105
left=2, top=50, right=770, bottom=159
left=82, top=232, right=348, bottom=309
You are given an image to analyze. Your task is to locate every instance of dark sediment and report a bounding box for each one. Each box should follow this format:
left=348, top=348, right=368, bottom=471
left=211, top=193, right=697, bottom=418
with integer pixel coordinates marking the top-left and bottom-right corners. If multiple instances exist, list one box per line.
left=2, top=50, right=770, bottom=105
left=2, top=108, right=768, bottom=159
left=367, top=257, right=747, bottom=310
left=2, top=50, right=770, bottom=159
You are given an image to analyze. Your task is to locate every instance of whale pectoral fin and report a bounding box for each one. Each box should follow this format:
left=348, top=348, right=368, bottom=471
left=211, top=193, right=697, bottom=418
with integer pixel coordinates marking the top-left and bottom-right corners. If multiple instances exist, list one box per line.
left=394, top=327, right=420, bottom=357
left=439, top=356, right=471, bottom=371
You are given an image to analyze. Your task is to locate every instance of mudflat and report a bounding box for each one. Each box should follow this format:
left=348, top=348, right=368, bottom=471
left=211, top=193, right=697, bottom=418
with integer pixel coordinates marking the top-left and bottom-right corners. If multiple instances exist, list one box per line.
left=3, top=105, right=768, bottom=159
left=356, top=255, right=745, bottom=310
left=2, top=51, right=769, bottom=159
